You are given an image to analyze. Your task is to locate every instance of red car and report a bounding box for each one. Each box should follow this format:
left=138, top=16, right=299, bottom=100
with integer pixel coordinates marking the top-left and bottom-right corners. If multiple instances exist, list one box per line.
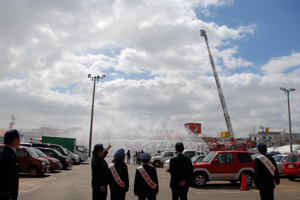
left=193, top=151, right=254, bottom=187
left=0, top=145, right=50, bottom=176
left=16, top=146, right=51, bottom=176
left=283, top=152, right=300, bottom=180
left=33, top=148, right=61, bottom=171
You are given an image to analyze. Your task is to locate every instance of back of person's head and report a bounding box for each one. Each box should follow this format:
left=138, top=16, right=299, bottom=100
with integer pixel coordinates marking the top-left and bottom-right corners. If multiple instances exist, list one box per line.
left=175, top=142, right=184, bottom=152
left=139, top=153, right=151, bottom=163
left=257, top=143, right=267, bottom=154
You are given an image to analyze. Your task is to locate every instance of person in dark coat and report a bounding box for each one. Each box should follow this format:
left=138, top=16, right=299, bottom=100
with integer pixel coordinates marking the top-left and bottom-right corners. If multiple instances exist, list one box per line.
left=126, top=150, right=131, bottom=164
left=253, top=143, right=280, bottom=200
left=91, top=143, right=112, bottom=200
left=169, top=142, right=193, bottom=200
left=108, top=149, right=129, bottom=200
left=0, top=129, right=23, bottom=200
left=134, top=153, right=159, bottom=200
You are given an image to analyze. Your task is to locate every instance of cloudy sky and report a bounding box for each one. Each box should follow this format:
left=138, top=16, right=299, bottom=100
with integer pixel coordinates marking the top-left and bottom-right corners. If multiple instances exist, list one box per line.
left=1, top=0, right=299, bottom=138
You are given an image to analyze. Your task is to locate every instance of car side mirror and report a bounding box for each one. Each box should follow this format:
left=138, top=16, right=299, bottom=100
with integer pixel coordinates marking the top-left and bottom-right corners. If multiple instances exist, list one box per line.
left=213, top=159, right=219, bottom=164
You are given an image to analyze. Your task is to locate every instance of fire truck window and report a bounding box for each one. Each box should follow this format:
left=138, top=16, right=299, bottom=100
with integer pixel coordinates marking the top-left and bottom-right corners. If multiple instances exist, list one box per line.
left=237, top=153, right=252, bottom=163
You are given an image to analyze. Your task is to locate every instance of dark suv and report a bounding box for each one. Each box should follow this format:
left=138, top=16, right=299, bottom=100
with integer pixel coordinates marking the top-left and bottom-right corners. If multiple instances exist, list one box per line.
left=37, top=147, right=71, bottom=169
left=193, top=151, right=254, bottom=187
left=283, top=152, right=300, bottom=180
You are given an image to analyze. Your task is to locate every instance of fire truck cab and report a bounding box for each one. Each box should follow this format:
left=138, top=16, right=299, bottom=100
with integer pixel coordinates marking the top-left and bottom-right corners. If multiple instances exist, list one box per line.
left=209, top=143, right=226, bottom=151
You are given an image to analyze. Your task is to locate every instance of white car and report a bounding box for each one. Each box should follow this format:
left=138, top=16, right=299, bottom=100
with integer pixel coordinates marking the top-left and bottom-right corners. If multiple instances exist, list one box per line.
left=164, top=152, right=207, bottom=170
left=273, top=154, right=288, bottom=174
left=65, top=148, right=80, bottom=165
left=151, top=150, right=177, bottom=167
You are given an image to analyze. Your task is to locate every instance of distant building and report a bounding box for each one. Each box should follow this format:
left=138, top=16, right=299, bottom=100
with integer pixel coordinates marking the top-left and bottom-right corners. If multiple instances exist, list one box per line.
left=248, top=131, right=299, bottom=147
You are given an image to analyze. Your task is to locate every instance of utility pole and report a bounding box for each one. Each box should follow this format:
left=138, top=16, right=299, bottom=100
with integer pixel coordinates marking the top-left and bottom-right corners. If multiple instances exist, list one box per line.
left=280, top=87, right=296, bottom=152
left=88, top=74, right=106, bottom=157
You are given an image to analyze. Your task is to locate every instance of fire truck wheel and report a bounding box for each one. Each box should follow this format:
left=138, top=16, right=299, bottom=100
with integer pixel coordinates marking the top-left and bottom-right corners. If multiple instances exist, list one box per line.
left=193, top=172, right=207, bottom=187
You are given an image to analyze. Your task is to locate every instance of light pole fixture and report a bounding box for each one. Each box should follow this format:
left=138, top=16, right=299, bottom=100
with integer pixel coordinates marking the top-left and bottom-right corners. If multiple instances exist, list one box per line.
left=88, top=74, right=106, bottom=157
left=280, top=87, right=296, bottom=153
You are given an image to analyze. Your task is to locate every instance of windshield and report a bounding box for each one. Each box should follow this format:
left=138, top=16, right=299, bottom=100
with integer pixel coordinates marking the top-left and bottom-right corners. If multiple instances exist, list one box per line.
left=35, top=149, right=48, bottom=158
left=202, top=153, right=216, bottom=163
left=191, top=156, right=198, bottom=162
left=28, top=148, right=40, bottom=158
left=52, top=149, right=63, bottom=156
left=227, top=145, right=236, bottom=149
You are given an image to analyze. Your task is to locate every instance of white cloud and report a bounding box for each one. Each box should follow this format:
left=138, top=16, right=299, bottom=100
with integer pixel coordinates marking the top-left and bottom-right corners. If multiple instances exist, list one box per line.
left=0, top=0, right=298, bottom=140
left=261, top=52, right=300, bottom=74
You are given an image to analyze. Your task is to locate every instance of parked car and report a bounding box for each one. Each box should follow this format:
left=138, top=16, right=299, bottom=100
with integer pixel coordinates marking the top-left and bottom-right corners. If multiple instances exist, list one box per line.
left=193, top=151, right=254, bottom=187
left=191, top=155, right=206, bottom=163
left=31, top=143, right=71, bottom=159
left=65, top=148, right=80, bottom=165
left=33, top=148, right=61, bottom=171
left=283, top=152, right=300, bottom=180
left=29, top=138, right=42, bottom=143
left=75, top=145, right=88, bottom=162
left=16, top=146, right=50, bottom=176
left=273, top=154, right=287, bottom=174
left=151, top=150, right=177, bottom=167
left=37, top=147, right=71, bottom=169
left=164, top=154, right=206, bottom=170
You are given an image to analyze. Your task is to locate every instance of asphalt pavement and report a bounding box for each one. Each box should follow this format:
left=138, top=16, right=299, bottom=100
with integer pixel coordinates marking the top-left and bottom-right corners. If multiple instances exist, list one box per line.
left=18, top=160, right=300, bottom=200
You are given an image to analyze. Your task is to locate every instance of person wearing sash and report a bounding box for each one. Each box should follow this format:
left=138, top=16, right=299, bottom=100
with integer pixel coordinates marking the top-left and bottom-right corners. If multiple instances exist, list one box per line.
left=91, top=143, right=112, bottom=200
left=108, top=149, right=129, bottom=200
left=253, top=143, right=280, bottom=200
left=169, top=142, right=193, bottom=200
left=134, top=153, right=159, bottom=200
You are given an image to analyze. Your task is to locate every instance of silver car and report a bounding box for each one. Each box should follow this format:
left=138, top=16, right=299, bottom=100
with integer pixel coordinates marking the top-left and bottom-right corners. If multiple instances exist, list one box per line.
left=273, top=154, right=287, bottom=174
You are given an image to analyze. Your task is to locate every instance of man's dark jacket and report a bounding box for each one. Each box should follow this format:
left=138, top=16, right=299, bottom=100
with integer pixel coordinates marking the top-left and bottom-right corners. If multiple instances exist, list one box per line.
left=91, top=151, right=109, bottom=189
left=0, top=146, right=19, bottom=200
left=134, top=164, right=159, bottom=195
left=254, top=154, right=280, bottom=189
left=169, top=153, right=193, bottom=190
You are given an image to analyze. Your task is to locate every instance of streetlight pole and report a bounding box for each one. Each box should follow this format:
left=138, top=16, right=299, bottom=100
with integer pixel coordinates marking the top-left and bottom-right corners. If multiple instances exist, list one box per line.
left=88, top=74, right=106, bottom=157
left=280, top=87, right=296, bottom=153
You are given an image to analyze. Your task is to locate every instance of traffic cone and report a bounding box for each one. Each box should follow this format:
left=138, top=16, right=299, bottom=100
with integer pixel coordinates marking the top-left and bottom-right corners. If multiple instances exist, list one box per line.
left=239, top=173, right=249, bottom=191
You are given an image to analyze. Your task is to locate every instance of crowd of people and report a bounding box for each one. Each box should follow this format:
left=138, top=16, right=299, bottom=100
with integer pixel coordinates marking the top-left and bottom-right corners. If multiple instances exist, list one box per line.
left=0, top=129, right=281, bottom=200
left=91, top=142, right=193, bottom=200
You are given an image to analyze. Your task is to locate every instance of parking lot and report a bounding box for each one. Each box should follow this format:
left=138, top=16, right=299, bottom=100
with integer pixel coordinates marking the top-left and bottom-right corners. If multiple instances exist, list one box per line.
left=18, top=159, right=300, bottom=200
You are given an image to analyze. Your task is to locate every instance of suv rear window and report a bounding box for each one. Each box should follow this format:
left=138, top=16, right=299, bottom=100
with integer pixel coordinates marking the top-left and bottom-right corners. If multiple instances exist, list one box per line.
left=237, top=153, right=252, bottom=163
left=285, top=154, right=300, bottom=162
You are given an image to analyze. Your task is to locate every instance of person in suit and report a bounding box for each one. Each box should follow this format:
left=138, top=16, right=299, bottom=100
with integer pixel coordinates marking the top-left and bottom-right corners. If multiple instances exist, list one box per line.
left=134, top=153, right=159, bottom=200
left=0, top=129, right=23, bottom=200
left=253, top=143, right=280, bottom=200
left=169, top=142, right=193, bottom=200
left=91, top=143, right=112, bottom=200
left=108, top=149, right=129, bottom=200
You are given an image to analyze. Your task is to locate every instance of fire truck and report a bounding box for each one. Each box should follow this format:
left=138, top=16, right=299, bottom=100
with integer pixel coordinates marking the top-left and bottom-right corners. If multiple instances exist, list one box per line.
left=209, top=143, right=226, bottom=151
left=201, top=30, right=247, bottom=152
left=226, top=142, right=247, bottom=151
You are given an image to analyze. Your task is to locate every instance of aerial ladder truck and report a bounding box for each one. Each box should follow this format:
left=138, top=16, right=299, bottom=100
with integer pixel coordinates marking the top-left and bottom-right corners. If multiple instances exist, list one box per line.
left=200, top=30, right=246, bottom=151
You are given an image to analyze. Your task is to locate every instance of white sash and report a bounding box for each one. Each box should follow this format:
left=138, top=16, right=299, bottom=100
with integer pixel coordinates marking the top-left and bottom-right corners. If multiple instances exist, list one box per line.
left=109, top=163, right=125, bottom=187
left=257, top=155, right=275, bottom=177
left=137, top=166, right=157, bottom=190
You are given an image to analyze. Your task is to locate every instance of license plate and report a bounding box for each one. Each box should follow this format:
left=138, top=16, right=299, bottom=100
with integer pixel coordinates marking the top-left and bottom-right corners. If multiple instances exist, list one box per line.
left=289, top=164, right=293, bottom=168
left=45, top=167, right=49, bottom=172
left=69, top=163, right=71, bottom=166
